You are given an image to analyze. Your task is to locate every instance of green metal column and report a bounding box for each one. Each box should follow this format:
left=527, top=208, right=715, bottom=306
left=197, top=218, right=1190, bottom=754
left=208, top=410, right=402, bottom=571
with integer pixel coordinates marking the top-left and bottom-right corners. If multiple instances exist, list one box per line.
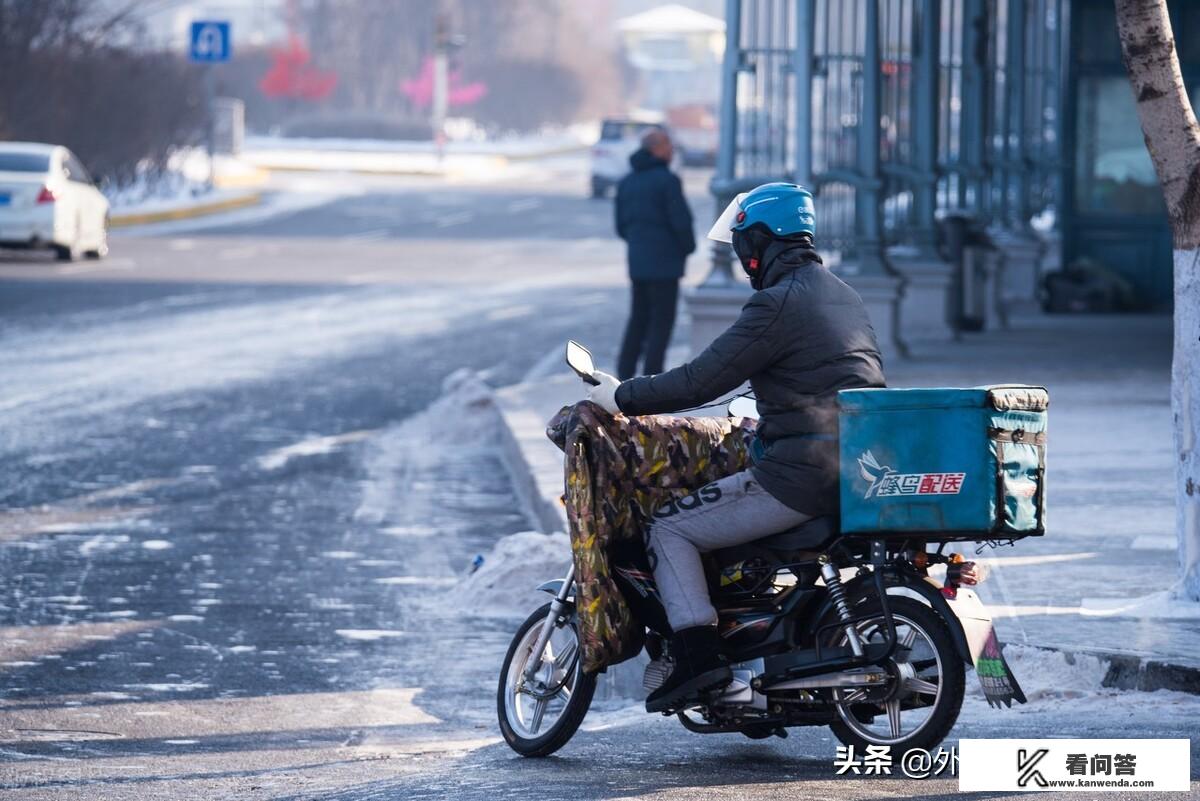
left=960, top=0, right=987, bottom=213
left=856, top=0, right=887, bottom=275
left=703, top=0, right=744, bottom=287
left=910, top=0, right=941, bottom=253
left=1006, top=0, right=1030, bottom=228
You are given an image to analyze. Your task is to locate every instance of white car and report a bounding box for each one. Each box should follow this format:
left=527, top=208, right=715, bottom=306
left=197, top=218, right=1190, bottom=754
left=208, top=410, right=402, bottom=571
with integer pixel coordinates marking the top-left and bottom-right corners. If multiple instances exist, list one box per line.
left=0, top=142, right=109, bottom=261
left=589, top=118, right=667, bottom=198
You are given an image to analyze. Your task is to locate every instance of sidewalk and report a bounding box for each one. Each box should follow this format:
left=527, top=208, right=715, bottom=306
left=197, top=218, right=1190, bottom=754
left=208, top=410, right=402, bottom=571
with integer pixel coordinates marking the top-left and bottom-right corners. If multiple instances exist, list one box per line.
left=494, top=310, right=1200, bottom=693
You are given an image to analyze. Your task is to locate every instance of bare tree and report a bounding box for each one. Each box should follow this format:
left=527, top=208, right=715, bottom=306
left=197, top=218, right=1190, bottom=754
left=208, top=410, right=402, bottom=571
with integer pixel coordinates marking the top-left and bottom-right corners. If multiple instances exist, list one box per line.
left=0, top=0, right=204, bottom=185
left=1115, top=0, right=1200, bottom=601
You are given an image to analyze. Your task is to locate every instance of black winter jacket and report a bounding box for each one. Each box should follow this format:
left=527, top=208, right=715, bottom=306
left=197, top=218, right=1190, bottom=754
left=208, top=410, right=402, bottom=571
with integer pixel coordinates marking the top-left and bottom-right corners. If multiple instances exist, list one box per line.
left=615, top=149, right=695, bottom=281
left=614, top=245, right=886, bottom=516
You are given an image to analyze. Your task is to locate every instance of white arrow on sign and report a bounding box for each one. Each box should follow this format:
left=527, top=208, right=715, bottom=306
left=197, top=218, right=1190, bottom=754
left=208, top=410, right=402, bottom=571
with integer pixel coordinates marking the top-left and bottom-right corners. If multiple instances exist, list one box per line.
left=194, top=24, right=226, bottom=60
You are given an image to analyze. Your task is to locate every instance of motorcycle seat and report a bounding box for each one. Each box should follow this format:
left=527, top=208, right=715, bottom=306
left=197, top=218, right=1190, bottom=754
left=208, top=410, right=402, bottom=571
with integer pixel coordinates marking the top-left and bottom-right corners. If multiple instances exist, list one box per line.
left=757, top=516, right=838, bottom=552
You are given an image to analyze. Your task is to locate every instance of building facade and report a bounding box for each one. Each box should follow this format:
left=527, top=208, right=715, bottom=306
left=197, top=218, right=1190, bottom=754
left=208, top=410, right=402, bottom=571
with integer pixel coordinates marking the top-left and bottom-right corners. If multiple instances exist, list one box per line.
left=696, top=0, right=1184, bottom=352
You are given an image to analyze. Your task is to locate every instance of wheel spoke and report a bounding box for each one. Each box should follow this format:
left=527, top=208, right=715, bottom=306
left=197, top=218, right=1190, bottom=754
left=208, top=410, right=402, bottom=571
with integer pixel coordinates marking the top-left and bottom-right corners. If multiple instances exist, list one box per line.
left=899, top=624, right=918, bottom=651
left=905, top=677, right=940, bottom=696
left=886, top=699, right=903, bottom=737
left=529, top=697, right=548, bottom=735
left=553, top=637, right=578, bottom=670
left=911, top=657, right=939, bottom=671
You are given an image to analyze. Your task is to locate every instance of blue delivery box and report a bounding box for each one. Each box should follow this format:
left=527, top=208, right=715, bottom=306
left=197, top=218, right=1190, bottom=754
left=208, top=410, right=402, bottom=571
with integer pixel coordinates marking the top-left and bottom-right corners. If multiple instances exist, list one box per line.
left=838, top=386, right=1047, bottom=536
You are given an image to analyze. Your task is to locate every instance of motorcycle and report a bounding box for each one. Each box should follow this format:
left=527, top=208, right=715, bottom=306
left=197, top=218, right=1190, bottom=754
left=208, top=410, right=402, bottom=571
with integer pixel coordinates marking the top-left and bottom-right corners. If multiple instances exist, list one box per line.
left=497, top=341, right=1025, bottom=758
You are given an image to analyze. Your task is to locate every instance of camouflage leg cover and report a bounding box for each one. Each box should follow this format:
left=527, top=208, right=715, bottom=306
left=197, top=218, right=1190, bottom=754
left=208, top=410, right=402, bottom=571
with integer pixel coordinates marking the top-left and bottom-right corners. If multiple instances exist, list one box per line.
left=547, top=401, right=756, bottom=674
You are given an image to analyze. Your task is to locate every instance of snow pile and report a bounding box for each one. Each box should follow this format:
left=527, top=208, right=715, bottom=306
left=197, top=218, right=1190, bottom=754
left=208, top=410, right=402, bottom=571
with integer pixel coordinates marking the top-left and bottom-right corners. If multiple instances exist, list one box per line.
left=961, top=643, right=1200, bottom=724
left=459, top=530, right=572, bottom=619
left=104, top=150, right=261, bottom=212
left=986, top=644, right=1109, bottom=704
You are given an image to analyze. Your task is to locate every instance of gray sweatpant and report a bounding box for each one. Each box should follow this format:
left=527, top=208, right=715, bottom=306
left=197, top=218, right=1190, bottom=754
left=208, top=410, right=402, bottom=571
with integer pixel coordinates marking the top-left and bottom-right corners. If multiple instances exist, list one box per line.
left=646, top=470, right=811, bottom=630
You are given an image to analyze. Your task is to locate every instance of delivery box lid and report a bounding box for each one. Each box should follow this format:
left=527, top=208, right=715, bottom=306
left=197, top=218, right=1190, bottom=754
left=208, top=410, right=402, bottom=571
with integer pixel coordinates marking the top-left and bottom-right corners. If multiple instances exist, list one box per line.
left=838, top=385, right=1048, bottom=413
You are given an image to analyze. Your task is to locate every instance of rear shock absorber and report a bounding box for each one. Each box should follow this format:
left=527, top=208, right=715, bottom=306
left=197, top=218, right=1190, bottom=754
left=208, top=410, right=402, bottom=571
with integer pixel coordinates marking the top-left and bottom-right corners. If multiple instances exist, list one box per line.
left=819, top=556, right=865, bottom=658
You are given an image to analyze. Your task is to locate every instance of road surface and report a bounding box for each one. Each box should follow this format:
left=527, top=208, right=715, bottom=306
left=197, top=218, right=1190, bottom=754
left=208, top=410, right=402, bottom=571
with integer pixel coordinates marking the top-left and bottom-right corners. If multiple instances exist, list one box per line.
left=0, top=161, right=1195, bottom=800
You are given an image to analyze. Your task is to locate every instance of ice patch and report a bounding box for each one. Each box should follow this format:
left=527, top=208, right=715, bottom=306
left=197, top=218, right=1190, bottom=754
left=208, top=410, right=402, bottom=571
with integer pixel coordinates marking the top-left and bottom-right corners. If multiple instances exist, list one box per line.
left=227, top=645, right=256, bottom=654
left=257, top=430, right=375, bottom=471
left=1080, top=589, right=1200, bottom=620
left=374, top=576, right=457, bottom=586
left=321, top=551, right=361, bottom=560
left=122, top=682, right=209, bottom=692
left=1130, top=534, right=1176, bottom=550
left=80, top=534, right=130, bottom=555
left=142, top=540, right=173, bottom=551
left=335, top=629, right=406, bottom=641
left=168, top=615, right=204, bottom=622
left=381, top=525, right=437, bottom=539
left=164, top=739, right=199, bottom=745
left=455, top=531, right=572, bottom=618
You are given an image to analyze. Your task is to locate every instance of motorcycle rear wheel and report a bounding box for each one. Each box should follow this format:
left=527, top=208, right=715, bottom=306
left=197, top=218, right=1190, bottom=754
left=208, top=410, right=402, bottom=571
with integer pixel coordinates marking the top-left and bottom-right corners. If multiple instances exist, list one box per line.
left=497, top=602, right=596, bottom=757
left=826, top=596, right=964, bottom=755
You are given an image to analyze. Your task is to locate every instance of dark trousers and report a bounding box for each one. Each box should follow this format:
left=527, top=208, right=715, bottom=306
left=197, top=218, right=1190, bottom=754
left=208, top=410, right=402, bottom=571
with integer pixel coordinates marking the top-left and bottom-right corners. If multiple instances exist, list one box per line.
left=617, top=279, right=679, bottom=379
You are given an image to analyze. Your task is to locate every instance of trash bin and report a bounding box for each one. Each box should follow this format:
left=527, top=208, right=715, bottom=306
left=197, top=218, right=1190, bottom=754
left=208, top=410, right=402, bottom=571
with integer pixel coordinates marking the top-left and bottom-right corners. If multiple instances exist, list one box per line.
left=938, top=212, right=994, bottom=333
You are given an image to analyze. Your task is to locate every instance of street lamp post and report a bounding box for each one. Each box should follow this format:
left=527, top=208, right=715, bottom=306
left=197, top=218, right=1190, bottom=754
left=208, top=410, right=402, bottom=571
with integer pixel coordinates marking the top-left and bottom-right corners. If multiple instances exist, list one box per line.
left=432, top=14, right=450, bottom=161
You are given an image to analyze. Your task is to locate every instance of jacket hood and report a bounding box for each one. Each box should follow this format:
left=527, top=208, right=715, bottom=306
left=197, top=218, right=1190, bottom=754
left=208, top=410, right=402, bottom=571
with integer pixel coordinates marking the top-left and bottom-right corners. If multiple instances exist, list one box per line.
left=629, top=147, right=666, bottom=172
left=760, top=241, right=823, bottom=288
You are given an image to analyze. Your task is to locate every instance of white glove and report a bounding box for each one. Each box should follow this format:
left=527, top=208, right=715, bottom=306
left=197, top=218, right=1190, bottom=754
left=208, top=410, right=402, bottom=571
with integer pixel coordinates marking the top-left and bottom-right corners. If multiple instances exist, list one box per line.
left=586, top=370, right=622, bottom=415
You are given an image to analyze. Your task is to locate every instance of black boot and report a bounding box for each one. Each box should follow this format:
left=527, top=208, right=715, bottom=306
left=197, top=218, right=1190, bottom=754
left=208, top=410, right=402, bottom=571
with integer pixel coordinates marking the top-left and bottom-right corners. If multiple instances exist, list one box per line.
left=645, top=625, right=731, bottom=713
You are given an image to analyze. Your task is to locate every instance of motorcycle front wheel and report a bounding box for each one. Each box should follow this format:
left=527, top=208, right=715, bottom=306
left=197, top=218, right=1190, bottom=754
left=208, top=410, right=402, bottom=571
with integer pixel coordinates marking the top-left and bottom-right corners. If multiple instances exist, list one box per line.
left=497, top=601, right=596, bottom=757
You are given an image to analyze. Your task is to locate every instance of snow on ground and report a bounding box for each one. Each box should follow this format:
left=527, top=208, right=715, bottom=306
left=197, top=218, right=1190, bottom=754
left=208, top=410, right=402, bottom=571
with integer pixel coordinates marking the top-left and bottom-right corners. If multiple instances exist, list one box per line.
left=244, top=124, right=594, bottom=158
left=959, top=643, right=1200, bottom=725
left=112, top=173, right=363, bottom=235
left=104, top=149, right=263, bottom=212
left=0, top=282, right=568, bottom=458
left=458, top=530, right=571, bottom=618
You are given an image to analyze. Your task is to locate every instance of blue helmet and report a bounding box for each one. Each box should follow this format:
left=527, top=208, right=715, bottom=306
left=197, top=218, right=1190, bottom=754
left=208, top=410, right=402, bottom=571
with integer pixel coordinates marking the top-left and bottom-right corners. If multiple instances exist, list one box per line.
left=708, top=182, right=817, bottom=288
left=707, top=182, right=816, bottom=243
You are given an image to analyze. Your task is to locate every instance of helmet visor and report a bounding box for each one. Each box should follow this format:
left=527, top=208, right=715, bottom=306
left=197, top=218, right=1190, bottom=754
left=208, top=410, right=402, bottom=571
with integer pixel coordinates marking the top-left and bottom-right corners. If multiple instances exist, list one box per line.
left=706, top=193, right=748, bottom=243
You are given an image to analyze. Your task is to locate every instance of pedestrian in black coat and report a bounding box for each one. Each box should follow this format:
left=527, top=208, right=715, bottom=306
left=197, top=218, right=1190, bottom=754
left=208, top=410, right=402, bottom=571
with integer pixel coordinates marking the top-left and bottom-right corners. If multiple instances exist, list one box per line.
left=614, top=129, right=695, bottom=379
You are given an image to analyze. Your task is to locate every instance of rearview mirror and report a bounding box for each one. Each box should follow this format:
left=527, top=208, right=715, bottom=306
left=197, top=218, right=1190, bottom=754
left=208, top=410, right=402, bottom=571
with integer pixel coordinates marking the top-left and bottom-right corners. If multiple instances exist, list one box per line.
left=727, top=395, right=759, bottom=421
left=565, top=341, right=599, bottom=385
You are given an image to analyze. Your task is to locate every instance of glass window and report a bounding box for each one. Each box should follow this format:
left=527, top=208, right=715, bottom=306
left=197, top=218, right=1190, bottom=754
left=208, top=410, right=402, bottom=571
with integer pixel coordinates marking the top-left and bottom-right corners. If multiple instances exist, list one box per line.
left=1074, top=4, right=1122, bottom=65
left=601, top=121, right=659, bottom=142
left=0, top=152, right=50, bottom=173
left=64, top=152, right=92, bottom=184
left=1074, top=76, right=1164, bottom=216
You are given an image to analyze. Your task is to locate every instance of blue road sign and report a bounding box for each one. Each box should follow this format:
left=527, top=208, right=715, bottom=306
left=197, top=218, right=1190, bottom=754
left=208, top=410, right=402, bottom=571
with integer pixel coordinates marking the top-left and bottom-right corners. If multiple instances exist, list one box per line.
left=190, top=21, right=231, bottom=63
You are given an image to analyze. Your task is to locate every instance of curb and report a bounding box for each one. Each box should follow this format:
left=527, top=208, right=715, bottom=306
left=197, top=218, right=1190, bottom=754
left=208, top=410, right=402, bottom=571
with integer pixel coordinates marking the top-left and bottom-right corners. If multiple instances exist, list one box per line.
left=1024, top=644, right=1200, bottom=696
left=494, top=397, right=567, bottom=535
left=110, top=192, right=262, bottom=227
